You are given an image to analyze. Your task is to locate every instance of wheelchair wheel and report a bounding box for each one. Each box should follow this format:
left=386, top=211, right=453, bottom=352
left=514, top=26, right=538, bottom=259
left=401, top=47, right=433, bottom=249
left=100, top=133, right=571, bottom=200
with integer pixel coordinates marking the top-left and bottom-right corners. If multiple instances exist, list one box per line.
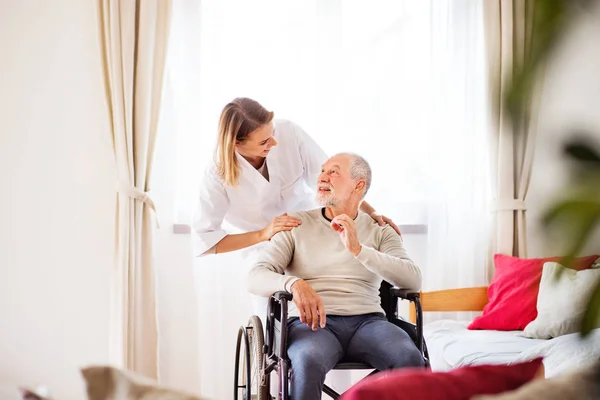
left=234, top=316, right=269, bottom=400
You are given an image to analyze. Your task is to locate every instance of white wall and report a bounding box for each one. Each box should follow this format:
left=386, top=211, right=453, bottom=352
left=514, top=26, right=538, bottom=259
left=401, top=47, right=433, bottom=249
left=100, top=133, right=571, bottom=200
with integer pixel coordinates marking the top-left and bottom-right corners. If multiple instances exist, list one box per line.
left=0, top=1, right=115, bottom=399
left=527, top=3, right=600, bottom=257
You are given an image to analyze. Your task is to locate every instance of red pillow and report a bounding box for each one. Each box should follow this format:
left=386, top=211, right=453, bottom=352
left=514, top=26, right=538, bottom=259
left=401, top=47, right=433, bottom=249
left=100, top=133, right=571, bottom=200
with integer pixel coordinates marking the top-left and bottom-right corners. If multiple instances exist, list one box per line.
left=468, top=254, right=599, bottom=331
left=341, top=358, right=543, bottom=400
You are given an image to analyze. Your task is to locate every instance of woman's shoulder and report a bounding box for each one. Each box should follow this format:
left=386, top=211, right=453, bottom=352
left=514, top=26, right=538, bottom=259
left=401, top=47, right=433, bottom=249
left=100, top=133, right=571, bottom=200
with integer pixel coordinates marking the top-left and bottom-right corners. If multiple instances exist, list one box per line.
left=273, top=118, right=296, bottom=131
left=273, top=118, right=312, bottom=150
left=200, top=162, right=225, bottom=186
left=273, top=118, right=305, bottom=139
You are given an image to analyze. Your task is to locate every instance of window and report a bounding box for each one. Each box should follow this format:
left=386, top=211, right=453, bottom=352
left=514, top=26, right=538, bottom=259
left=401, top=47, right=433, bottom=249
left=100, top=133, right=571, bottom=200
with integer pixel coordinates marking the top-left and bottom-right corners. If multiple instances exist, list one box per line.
left=165, top=0, right=489, bottom=236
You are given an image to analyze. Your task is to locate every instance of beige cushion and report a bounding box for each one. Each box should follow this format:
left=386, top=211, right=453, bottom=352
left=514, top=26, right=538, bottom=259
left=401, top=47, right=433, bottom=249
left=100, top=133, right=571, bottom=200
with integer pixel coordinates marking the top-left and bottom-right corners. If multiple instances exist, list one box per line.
left=523, top=261, right=600, bottom=339
left=80, top=366, right=206, bottom=400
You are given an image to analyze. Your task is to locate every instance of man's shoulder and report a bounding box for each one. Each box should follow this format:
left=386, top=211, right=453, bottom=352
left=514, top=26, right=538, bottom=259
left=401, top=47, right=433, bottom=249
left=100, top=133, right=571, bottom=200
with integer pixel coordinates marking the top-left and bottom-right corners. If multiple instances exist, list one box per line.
left=287, top=208, right=323, bottom=221
left=357, top=212, right=401, bottom=239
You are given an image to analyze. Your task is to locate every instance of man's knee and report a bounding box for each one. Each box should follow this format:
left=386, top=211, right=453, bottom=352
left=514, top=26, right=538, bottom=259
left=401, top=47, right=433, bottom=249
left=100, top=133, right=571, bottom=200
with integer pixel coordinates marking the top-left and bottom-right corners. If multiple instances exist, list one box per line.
left=369, top=325, right=424, bottom=370
left=387, top=339, right=424, bottom=369
left=289, top=349, right=334, bottom=374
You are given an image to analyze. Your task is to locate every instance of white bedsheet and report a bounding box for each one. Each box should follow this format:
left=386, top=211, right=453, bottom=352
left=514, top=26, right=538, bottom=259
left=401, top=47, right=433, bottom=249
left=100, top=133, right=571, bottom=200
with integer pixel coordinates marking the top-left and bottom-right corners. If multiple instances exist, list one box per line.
left=424, top=320, right=546, bottom=371
left=513, top=328, right=600, bottom=378
left=424, top=320, right=600, bottom=378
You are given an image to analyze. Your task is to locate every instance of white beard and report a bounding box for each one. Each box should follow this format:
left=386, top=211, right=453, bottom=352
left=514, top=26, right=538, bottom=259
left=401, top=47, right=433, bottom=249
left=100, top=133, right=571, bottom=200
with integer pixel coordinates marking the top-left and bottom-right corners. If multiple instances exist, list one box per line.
left=316, top=189, right=338, bottom=207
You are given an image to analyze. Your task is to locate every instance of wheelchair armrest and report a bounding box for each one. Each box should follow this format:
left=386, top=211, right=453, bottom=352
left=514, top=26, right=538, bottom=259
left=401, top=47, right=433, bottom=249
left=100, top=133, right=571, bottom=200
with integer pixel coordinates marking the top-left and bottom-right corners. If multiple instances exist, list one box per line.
left=389, top=287, right=425, bottom=359
left=390, top=288, right=420, bottom=302
left=271, top=291, right=293, bottom=302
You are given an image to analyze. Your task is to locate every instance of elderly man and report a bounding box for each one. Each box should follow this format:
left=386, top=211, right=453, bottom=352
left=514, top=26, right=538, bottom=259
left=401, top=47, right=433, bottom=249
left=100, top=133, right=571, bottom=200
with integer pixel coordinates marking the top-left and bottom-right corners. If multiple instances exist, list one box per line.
left=247, top=152, right=424, bottom=399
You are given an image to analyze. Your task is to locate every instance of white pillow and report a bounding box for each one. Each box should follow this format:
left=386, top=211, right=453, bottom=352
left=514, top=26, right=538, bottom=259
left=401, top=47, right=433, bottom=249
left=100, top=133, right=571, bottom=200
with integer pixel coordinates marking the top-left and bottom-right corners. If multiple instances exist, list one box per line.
left=523, top=261, right=600, bottom=339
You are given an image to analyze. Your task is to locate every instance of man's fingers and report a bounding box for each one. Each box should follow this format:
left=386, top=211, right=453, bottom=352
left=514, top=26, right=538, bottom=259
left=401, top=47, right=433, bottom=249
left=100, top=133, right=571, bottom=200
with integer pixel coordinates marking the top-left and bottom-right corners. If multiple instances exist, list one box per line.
left=318, top=301, right=326, bottom=328
left=296, top=302, right=306, bottom=324
left=332, top=215, right=354, bottom=228
left=303, top=300, right=313, bottom=328
left=310, top=301, right=320, bottom=331
left=330, top=221, right=343, bottom=232
left=336, top=219, right=353, bottom=231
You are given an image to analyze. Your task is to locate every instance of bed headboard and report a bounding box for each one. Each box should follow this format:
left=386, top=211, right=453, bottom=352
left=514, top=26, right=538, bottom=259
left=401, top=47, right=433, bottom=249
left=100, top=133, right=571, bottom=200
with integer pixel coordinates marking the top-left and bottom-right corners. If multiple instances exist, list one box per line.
left=409, top=286, right=489, bottom=323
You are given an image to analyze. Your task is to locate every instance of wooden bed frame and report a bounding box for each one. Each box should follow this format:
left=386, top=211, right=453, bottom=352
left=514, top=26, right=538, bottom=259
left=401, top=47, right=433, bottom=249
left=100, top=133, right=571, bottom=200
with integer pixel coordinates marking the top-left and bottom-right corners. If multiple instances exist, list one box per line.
left=409, top=286, right=489, bottom=323
left=407, top=286, right=549, bottom=380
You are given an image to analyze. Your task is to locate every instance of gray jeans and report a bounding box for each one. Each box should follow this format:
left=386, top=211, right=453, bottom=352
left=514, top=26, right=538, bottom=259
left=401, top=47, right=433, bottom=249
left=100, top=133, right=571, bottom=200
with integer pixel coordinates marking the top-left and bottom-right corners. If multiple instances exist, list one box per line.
left=286, top=312, right=424, bottom=400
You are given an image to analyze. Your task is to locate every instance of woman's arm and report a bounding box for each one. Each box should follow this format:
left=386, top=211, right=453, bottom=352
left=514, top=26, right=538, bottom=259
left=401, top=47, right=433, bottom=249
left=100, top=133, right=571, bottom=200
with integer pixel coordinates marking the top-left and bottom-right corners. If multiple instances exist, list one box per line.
left=359, top=200, right=376, bottom=215
left=214, top=213, right=302, bottom=254
left=214, top=231, right=265, bottom=254
left=360, top=200, right=402, bottom=236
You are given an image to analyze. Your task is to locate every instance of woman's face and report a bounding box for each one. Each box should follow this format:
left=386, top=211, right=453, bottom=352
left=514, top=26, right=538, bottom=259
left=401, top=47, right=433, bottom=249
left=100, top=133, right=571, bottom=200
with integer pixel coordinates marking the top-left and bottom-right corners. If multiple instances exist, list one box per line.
left=236, top=121, right=277, bottom=159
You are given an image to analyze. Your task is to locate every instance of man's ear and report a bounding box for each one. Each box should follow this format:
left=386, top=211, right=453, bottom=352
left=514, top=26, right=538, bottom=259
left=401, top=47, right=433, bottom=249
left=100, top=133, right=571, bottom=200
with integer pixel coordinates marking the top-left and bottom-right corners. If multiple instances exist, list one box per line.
left=354, top=180, right=366, bottom=193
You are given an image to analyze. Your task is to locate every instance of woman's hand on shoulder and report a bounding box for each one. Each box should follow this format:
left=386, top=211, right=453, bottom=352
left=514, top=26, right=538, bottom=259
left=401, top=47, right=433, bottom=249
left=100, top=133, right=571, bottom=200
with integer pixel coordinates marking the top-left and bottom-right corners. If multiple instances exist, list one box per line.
left=369, top=212, right=402, bottom=238
left=260, top=213, right=302, bottom=241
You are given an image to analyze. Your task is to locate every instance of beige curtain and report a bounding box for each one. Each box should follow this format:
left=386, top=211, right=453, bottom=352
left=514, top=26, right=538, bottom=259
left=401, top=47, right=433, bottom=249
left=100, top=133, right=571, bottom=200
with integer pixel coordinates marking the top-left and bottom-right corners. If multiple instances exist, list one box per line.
left=485, top=0, right=537, bottom=269
left=99, top=0, right=172, bottom=378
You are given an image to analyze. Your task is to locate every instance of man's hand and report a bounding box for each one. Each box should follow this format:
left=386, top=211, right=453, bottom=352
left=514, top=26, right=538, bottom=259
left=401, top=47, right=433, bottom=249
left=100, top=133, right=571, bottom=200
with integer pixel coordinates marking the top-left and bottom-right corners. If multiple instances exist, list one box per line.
left=330, top=214, right=362, bottom=256
left=290, top=280, right=326, bottom=330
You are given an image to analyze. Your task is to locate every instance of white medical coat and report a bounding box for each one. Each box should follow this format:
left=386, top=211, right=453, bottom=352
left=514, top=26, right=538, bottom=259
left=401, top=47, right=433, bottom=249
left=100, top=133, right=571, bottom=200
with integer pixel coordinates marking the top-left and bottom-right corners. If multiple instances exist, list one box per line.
left=192, top=119, right=328, bottom=256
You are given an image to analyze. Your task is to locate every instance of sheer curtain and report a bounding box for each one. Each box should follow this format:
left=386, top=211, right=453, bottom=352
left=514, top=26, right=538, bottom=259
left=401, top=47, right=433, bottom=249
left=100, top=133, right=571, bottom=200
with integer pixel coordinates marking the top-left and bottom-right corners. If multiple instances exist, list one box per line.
left=163, top=0, right=489, bottom=397
left=423, top=1, right=491, bottom=321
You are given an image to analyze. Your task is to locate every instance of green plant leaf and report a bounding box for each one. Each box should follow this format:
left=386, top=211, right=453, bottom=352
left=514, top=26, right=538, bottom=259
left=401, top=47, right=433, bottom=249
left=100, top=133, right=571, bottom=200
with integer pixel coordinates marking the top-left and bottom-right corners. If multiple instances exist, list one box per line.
left=564, top=139, right=600, bottom=164
left=581, top=279, right=600, bottom=336
left=543, top=199, right=600, bottom=278
left=542, top=200, right=600, bottom=227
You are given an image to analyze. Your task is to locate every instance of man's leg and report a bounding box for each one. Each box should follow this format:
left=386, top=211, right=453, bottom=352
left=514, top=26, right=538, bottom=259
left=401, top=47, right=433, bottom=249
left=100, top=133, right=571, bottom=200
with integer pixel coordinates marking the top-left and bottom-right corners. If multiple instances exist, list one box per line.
left=345, top=314, right=425, bottom=371
left=287, top=317, right=344, bottom=400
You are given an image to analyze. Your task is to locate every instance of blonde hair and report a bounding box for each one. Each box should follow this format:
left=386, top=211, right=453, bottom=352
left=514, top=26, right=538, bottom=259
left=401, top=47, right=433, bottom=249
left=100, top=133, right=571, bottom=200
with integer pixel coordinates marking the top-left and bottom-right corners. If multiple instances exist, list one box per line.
left=215, top=98, right=274, bottom=186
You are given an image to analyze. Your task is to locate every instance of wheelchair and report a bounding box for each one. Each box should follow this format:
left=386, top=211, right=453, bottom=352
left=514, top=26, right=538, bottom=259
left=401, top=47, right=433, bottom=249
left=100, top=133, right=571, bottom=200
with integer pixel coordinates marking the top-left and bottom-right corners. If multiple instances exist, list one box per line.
left=234, top=281, right=429, bottom=400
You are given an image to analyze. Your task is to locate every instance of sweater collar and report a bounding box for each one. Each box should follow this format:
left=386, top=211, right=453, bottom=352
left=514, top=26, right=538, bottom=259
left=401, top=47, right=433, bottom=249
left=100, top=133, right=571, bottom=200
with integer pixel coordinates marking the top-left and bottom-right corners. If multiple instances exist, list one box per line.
left=321, top=207, right=359, bottom=222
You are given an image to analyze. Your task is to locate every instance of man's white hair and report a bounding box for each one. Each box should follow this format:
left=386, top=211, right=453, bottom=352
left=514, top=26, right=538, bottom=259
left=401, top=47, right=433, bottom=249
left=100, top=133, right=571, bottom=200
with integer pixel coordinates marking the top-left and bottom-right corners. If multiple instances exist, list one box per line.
left=334, top=152, right=372, bottom=198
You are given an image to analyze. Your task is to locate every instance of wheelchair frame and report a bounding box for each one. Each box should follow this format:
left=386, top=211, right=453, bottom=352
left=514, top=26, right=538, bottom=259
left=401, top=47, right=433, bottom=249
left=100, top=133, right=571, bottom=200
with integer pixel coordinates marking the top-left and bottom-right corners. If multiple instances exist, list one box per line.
left=234, top=281, right=429, bottom=400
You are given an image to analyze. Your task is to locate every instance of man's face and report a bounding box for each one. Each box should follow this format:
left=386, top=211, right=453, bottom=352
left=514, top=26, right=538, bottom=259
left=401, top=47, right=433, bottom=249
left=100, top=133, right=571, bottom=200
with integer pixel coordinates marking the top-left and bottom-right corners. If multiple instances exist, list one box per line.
left=316, top=155, right=359, bottom=207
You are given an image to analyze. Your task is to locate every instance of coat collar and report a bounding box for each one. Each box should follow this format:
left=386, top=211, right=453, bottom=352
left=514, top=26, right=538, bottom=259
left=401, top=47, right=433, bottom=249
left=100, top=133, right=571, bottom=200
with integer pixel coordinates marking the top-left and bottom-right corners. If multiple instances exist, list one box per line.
left=235, top=152, right=271, bottom=191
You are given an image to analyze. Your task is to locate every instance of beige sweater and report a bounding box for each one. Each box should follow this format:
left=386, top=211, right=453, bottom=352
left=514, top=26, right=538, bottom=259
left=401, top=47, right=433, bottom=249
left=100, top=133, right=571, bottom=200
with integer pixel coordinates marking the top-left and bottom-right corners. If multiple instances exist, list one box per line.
left=247, top=208, right=422, bottom=317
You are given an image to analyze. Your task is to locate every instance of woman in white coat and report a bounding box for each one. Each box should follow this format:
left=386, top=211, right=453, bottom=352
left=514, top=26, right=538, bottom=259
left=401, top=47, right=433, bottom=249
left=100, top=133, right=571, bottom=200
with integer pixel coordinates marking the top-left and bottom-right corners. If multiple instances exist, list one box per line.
left=192, top=97, right=401, bottom=259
